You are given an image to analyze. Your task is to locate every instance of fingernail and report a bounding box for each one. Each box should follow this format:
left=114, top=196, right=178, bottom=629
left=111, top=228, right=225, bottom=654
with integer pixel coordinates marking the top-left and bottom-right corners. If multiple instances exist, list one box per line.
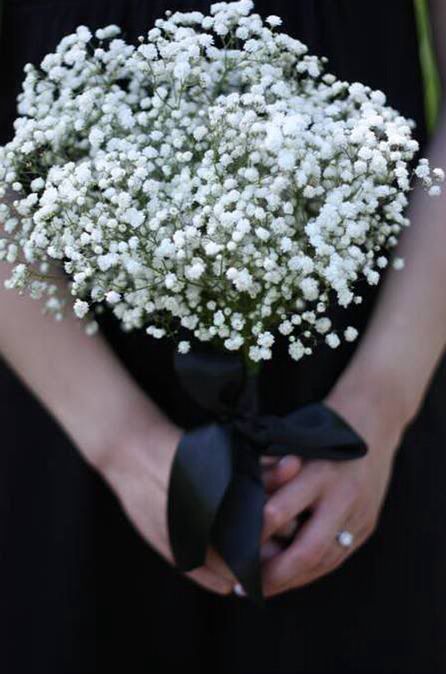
left=279, top=456, right=292, bottom=468
left=233, top=583, right=246, bottom=597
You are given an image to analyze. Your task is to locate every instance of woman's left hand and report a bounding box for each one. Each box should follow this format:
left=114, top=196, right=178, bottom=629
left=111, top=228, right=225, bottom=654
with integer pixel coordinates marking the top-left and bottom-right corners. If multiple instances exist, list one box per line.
left=259, top=386, right=408, bottom=598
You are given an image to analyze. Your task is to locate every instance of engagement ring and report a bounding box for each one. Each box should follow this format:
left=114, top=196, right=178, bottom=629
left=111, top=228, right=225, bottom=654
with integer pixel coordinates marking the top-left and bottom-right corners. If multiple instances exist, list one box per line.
left=336, top=530, right=354, bottom=548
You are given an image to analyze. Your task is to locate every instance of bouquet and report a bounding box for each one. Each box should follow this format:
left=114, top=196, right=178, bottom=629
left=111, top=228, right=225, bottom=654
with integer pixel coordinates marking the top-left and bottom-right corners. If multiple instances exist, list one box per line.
left=0, top=0, right=442, bottom=603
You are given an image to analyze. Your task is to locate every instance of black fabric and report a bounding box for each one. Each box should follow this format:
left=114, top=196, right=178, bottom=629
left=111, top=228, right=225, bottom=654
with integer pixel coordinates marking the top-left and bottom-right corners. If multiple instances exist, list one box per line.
left=168, top=347, right=367, bottom=605
left=0, top=2, right=445, bottom=673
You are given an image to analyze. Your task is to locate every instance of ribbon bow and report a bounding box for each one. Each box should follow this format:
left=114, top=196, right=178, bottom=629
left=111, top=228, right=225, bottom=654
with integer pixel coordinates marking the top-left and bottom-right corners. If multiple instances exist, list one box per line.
left=167, top=347, right=367, bottom=606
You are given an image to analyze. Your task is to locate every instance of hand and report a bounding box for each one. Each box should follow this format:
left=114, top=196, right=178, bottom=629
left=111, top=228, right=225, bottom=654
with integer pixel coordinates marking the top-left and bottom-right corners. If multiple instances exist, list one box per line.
left=99, top=413, right=301, bottom=597
left=261, top=455, right=303, bottom=548
left=259, top=387, right=406, bottom=599
left=99, top=416, right=240, bottom=595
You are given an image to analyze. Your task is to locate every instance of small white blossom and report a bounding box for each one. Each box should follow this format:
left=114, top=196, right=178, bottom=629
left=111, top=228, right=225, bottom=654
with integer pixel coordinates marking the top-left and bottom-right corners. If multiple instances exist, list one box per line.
left=325, top=333, right=340, bottom=349
left=178, top=340, right=191, bottom=354
left=266, top=15, right=282, bottom=27
left=73, top=299, right=89, bottom=318
left=393, top=257, right=405, bottom=270
left=289, top=340, right=304, bottom=361
left=85, top=320, right=98, bottom=335
left=257, top=331, right=274, bottom=348
left=0, top=2, right=441, bottom=362
left=344, top=326, right=358, bottom=342
left=105, top=290, right=121, bottom=304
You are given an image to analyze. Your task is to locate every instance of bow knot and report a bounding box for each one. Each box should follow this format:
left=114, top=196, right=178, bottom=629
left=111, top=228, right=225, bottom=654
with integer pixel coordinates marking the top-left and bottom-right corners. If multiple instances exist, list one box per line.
left=167, top=347, right=367, bottom=605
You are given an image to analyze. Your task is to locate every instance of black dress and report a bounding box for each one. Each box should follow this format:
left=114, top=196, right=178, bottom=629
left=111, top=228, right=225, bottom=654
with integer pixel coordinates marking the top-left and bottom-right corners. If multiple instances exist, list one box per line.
left=1, top=2, right=445, bottom=673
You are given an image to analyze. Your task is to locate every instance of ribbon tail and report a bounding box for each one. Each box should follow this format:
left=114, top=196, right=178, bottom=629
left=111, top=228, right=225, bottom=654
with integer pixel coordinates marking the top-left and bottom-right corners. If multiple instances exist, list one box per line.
left=256, top=402, right=368, bottom=461
left=212, top=448, right=266, bottom=607
left=167, top=423, right=233, bottom=570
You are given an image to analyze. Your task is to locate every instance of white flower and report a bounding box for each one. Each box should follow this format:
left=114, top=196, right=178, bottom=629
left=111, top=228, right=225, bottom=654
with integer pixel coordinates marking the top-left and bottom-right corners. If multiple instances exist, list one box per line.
left=178, top=340, right=191, bottom=354
left=277, top=150, right=295, bottom=170
left=30, top=177, right=45, bottom=192
left=429, top=185, right=441, bottom=197
left=73, top=299, right=89, bottom=318
left=325, top=333, right=340, bottom=349
left=204, top=241, right=222, bottom=256
left=344, top=326, right=358, bottom=342
left=315, top=317, right=331, bottom=334
left=123, top=207, right=145, bottom=228
left=0, top=2, right=441, bottom=363
left=415, top=161, right=430, bottom=179
left=146, top=326, right=166, bottom=339
left=266, top=15, right=282, bottom=27
left=393, top=257, right=405, bottom=270
left=300, top=277, right=319, bottom=301
left=105, top=290, right=121, bottom=304
left=89, top=128, right=104, bottom=148
left=193, top=126, right=208, bottom=141
left=279, top=320, right=293, bottom=335
left=186, top=261, right=205, bottom=280
left=224, top=334, right=244, bottom=350
left=258, top=331, right=274, bottom=348
left=289, top=340, right=304, bottom=361
left=85, top=320, right=98, bottom=335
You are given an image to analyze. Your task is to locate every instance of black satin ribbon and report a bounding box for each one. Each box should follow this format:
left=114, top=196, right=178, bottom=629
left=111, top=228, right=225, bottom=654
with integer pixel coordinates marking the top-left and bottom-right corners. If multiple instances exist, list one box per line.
left=167, top=347, right=367, bottom=606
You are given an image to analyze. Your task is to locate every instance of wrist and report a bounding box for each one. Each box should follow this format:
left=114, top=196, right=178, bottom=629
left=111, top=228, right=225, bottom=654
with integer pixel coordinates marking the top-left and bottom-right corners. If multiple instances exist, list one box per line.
left=325, top=362, right=415, bottom=458
left=92, top=394, right=182, bottom=489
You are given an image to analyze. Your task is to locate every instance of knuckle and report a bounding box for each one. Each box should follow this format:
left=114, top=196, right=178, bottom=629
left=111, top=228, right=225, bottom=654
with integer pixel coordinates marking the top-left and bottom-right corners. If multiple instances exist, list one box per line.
left=264, top=501, right=285, bottom=531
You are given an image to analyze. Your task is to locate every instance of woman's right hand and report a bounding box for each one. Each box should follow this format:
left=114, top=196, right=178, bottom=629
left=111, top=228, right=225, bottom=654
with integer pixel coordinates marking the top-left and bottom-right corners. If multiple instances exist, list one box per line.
left=99, top=415, right=301, bottom=597
left=99, top=416, right=241, bottom=596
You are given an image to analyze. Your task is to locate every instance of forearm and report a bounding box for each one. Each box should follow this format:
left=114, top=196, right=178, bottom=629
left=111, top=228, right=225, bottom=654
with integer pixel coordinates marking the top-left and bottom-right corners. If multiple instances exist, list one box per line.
left=0, top=260, right=176, bottom=470
left=330, top=110, right=446, bottom=432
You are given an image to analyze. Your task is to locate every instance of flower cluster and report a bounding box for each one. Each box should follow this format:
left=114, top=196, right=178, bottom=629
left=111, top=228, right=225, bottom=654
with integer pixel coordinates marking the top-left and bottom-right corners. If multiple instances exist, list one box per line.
left=0, top=0, right=443, bottom=362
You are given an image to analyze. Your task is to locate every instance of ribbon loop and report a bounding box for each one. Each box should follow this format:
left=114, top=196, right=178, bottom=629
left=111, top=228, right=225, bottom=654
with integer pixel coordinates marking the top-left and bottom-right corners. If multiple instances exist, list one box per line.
left=167, top=347, right=367, bottom=605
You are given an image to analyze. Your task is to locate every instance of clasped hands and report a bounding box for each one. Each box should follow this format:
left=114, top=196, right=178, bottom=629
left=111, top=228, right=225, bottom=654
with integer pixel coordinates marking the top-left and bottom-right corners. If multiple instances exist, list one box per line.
left=200, top=389, right=402, bottom=599
left=102, top=385, right=404, bottom=601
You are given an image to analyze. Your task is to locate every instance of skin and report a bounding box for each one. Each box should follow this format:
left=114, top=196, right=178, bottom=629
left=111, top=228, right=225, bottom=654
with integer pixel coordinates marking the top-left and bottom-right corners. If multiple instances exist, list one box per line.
left=0, top=0, right=445, bottom=601
left=258, top=0, right=446, bottom=598
left=0, top=249, right=298, bottom=595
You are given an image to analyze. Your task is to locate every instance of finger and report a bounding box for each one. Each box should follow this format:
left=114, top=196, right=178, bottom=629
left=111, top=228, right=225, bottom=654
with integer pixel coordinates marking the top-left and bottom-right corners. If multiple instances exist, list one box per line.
left=260, top=456, right=279, bottom=467
left=232, top=541, right=285, bottom=600
left=329, top=508, right=374, bottom=562
left=318, top=527, right=354, bottom=573
left=319, top=542, right=349, bottom=575
left=186, top=566, right=234, bottom=595
left=205, top=546, right=237, bottom=583
left=262, top=455, right=302, bottom=493
left=261, top=468, right=321, bottom=543
left=318, top=513, right=366, bottom=576
left=274, top=516, right=299, bottom=541
left=262, top=498, right=349, bottom=597
left=260, top=538, right=283, bottom=562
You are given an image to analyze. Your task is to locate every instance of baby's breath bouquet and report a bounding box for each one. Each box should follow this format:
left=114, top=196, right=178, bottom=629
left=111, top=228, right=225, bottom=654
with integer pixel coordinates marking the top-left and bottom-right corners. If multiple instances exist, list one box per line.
left=0, top=0, right=442, bottom=603
left=0, top=0, right=442, bottom=363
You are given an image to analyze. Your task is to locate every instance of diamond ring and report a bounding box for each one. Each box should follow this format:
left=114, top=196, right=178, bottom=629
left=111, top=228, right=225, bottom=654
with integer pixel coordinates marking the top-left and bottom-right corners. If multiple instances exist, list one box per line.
left=336, top=530, right=354, bottom=548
